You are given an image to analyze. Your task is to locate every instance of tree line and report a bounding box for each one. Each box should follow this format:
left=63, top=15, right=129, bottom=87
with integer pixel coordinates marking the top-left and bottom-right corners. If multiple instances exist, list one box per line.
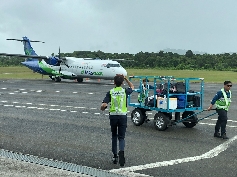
left=1, top=50, right=237, bottom=71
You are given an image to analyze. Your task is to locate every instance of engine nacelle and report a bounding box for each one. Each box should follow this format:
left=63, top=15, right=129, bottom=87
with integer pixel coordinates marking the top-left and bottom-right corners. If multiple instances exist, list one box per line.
left=44, top=56, right=62, bottom=66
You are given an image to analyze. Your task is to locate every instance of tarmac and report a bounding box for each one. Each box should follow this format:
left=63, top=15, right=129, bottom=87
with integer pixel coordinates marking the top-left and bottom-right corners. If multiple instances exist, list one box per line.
left=1, top=79, right=237, bottom=177
left=0, top=156, right=89, bottom=177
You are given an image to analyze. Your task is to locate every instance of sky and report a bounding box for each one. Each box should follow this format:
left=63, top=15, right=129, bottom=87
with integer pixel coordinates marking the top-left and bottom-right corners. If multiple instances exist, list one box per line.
left=0, top=0, right=237, bottom=56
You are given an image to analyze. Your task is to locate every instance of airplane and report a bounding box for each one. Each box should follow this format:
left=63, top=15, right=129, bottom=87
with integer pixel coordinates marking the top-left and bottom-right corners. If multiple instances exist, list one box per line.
left=0, top=36, right=128, bottom=82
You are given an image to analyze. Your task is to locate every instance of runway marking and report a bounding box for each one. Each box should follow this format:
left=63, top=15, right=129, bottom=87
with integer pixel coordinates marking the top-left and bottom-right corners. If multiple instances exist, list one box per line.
left=110, top=135, right=237, bottom=176
left=198, top=122, right=237, bottom=128
left=1, top=101, right=237, bottom=127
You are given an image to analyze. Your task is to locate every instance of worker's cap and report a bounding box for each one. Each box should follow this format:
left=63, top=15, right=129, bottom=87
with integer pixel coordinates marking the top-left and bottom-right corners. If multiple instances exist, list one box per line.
left=143, top=79, right=149, bottom=82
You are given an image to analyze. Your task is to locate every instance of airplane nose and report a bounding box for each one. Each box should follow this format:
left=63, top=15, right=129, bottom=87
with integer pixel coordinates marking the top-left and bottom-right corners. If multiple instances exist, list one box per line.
left=122, top=69, right=127, bottom=77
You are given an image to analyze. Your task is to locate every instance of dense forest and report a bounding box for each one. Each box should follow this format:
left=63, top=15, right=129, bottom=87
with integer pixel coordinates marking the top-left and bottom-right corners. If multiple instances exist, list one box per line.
left=1, top=50, right=237, bottom=71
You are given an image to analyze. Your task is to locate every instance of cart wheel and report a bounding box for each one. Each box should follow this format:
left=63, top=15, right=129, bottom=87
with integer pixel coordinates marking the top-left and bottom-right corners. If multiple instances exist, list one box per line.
left=131, top=108, right=145, bottom=126
left=182, top=111, right=198, bottom=128
left=154, top=112, right=169, bottom=131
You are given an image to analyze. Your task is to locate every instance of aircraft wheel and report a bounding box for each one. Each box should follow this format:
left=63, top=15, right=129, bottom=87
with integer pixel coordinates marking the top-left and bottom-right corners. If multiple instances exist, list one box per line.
left=55, top=77, right=61, bottom=82
left=49, top=76, right=55, bottom=81
left=77, top=78, right=83, bottom=83
left=154, top=112, right=169, bottom=131
left=182, top=111, right=198, bottom=128
left=131, top=108, right=145, bottom=126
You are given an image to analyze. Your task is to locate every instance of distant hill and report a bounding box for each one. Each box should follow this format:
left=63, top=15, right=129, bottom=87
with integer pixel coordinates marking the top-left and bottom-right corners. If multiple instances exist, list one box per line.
left=162, top=48, right=207, bottom=55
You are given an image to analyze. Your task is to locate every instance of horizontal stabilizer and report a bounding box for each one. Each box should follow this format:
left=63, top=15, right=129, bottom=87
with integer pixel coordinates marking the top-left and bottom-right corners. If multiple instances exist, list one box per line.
left=6, top=39, right=45, bottom=43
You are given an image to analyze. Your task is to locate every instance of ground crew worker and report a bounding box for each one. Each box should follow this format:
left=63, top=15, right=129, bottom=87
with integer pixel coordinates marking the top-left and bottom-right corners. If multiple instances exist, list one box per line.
left=100, top=74, right=134, bottom=166
left=207, top=81, right=232, bottom=139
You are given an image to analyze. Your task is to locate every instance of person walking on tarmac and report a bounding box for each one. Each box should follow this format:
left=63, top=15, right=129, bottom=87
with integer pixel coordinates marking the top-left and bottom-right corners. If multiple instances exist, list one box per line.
left=207, top=81, right=232, bottom=139
left=100, top=74, right=134, bottom=166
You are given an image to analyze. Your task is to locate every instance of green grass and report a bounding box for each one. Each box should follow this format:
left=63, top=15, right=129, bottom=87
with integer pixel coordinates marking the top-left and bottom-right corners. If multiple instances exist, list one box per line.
left=0, top=67, right=236, bottom=83
left=127, top=69, right=237, bottom=83
left=0, top=67, right=44, bottom=79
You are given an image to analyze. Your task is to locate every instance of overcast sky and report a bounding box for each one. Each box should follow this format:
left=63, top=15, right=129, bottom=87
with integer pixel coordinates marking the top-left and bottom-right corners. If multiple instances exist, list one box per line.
left=0, top=0, right=237, bottom=56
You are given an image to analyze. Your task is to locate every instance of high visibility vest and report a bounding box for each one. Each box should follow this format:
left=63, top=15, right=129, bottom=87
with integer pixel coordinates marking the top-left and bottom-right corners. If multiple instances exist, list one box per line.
left=110, top=87, right=127, bottom=115
left=215, top=88, right=231, bottom=111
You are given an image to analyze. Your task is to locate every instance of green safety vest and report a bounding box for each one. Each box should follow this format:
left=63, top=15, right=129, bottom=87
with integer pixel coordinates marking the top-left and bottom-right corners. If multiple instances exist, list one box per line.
left=110, top=87, right=127, bottom=115
left=215, top=88, right=231, bottom=111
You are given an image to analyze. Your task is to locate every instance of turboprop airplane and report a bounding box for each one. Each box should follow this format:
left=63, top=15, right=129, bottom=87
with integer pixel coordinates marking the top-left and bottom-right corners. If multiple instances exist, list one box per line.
left=0, top=36, right=127, bottom=82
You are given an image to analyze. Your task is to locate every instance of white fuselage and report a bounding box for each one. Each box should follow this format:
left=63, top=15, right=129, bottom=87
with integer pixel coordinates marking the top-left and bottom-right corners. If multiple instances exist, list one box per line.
left=48, top=57, right=127, bottom=80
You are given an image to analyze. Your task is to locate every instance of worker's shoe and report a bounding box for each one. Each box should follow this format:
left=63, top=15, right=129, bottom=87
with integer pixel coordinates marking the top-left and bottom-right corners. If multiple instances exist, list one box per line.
left=119, top=151, right=125, bottom=167
left=112, top=155, right=118, bottom=164
left=221, top=133, right=229, bottom=139
left=214, top=132, right=221, bottom=138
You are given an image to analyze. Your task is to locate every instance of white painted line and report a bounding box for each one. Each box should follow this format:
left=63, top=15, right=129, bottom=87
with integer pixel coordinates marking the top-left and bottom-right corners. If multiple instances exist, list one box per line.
left=9, top=93, right=15, bottom=94
left=88, top=93, right=94, bottom=94
left=14, top=91, right=19, bottom=92
left=82, top=112, right=88, bottom=113
left=49, top=109, right=61, bottom=111
left=3, top=105, right=14, bottom=107
left=15, top=106, right=24, bottom=108
left=50, top=105, right=59, bottom=107
left=19, top=89, right=25, bottom=90
left=36, top=90, right=42, bottom=92
left=39, top=104, right=46, bottom=105
left=65, top=106, right=73, bottom=108
left=37, top=108, right=45, bottom=110
left=22, top=92, right=28, bottom=93
left=228, top=120, right=237, bottom=123
left=55, top=91, right=60, bottom=92
left=26, top=103, right=32, bottom=105
left=198, top=122, right=237, bottom=128
left=1, top=88, right=7, bottom=89
left=70, top=111, right=77, bottom=112
left=61, top=110, right=67, bottom=112
left=1, top=101, right=7, bottom=102
left=90, top=108, right=97, bottom=109
left=94, top=113, right=100, bottom=115
left=74, top=107, right=85, bottom=109
left=110, top=135, right=237, bottom=175
left=73, top=92, right=78, bottom=93
left=27, top=107, right=37, bottom=109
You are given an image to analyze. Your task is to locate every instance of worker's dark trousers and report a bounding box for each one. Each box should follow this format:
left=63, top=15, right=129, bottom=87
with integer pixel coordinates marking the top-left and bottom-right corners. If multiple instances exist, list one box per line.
left=109, top=115, right=127, bottom=155
left=215, top=109, right=228, bottom=135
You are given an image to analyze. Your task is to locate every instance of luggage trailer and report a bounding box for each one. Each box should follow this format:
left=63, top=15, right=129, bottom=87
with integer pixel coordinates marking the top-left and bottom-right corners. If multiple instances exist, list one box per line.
left=128, top=75, right=210, bottom=131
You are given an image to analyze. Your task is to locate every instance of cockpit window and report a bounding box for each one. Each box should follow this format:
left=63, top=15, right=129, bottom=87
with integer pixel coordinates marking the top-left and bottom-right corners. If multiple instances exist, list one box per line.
left=106, top=63, right=120, bottom=68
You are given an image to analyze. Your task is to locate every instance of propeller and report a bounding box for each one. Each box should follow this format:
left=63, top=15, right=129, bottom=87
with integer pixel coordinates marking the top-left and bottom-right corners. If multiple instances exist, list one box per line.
left=57, top=47, right=69, bottom=68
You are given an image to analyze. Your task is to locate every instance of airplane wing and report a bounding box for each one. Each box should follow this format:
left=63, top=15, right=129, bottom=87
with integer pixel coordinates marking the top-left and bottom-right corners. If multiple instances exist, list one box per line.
left=0, top=53, right=49, bottom=59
